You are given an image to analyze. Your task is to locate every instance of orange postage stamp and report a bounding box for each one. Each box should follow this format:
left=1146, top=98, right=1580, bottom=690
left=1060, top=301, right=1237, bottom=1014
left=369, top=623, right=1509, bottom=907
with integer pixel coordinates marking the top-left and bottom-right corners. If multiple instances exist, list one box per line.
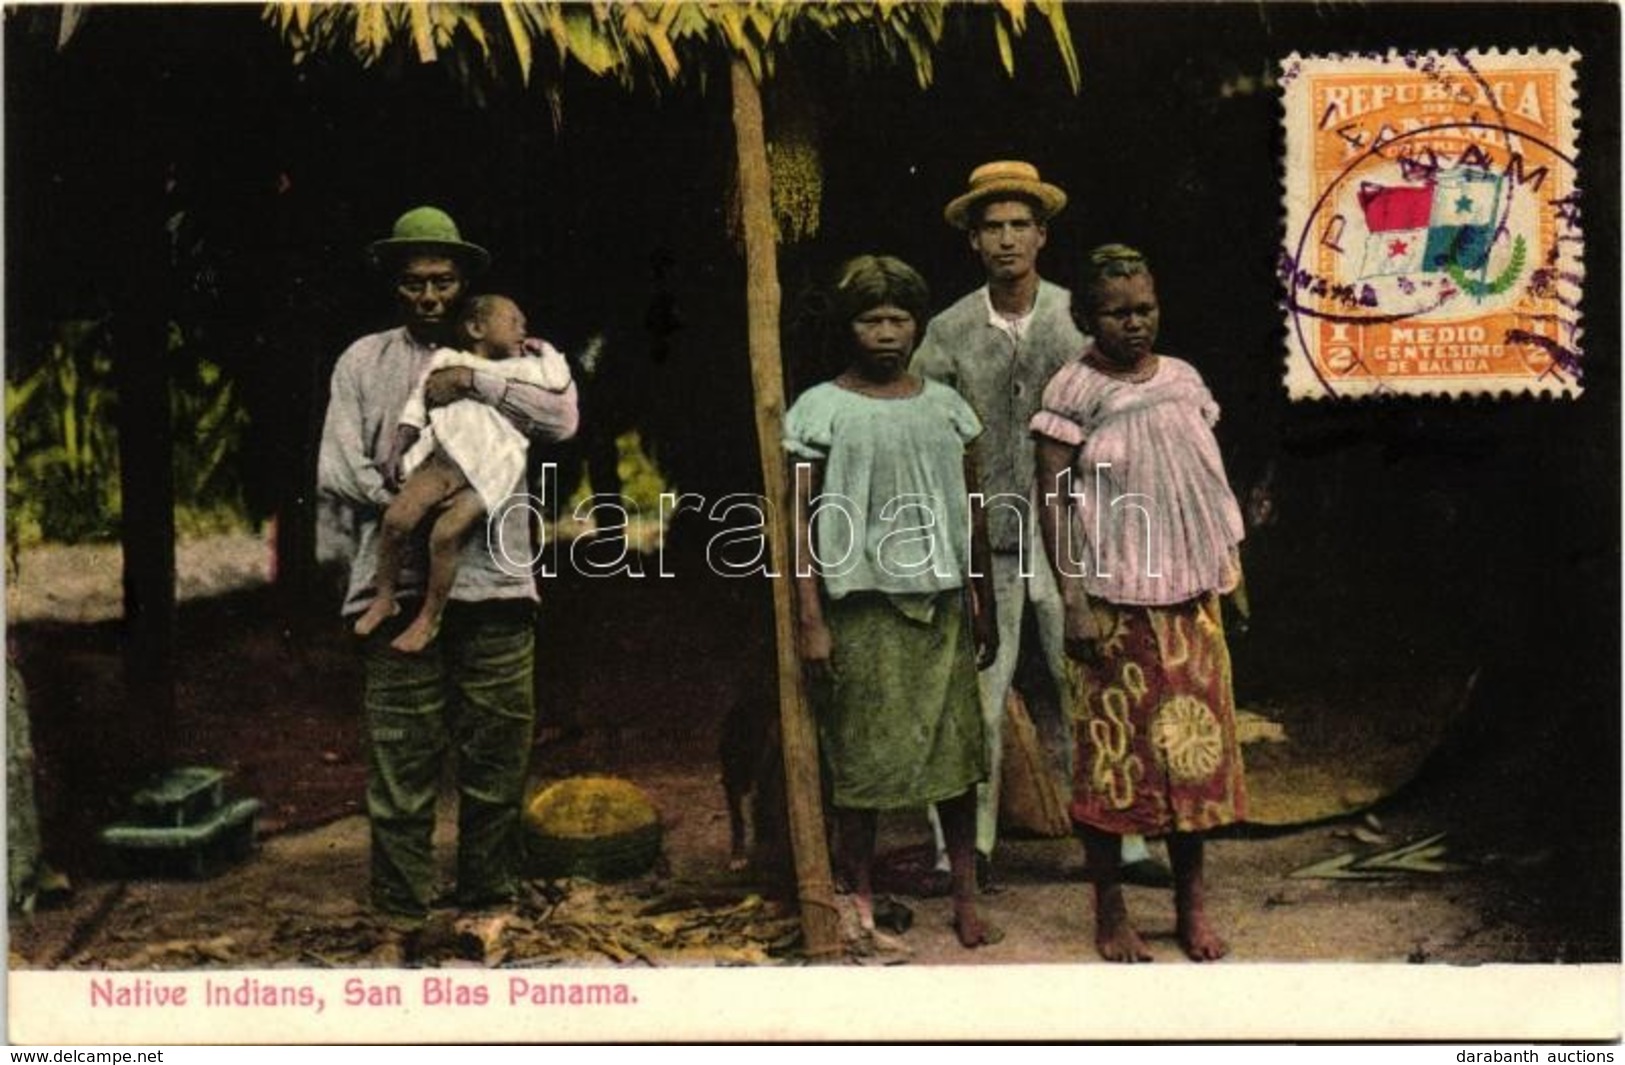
left=1280, top=49, right=1583, bottom=399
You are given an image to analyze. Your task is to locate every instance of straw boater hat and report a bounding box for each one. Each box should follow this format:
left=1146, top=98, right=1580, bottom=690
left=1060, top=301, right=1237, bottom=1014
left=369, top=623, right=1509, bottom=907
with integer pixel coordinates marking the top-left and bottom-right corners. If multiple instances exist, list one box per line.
left=367, top=205, right=491, bottom=273
left=943, top=160, right=1068, bottom=230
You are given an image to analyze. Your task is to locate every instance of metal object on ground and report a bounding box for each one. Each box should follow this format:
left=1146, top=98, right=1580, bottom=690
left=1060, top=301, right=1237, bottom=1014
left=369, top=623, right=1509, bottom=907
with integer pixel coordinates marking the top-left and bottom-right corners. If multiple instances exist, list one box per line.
left=99, top=766, right=261, bottom=879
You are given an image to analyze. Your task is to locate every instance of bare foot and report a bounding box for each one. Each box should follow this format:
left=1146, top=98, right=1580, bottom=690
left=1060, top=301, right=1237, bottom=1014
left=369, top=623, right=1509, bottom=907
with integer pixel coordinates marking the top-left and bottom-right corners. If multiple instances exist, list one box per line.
left=1177, top=913, right=1229, bottom=962
left=853, top=890, right=876, bottom=933
left=1096, top=918, right=1152, bottom=962
left=868, top=928, right=913, bottom=957
left=1095, top=892, right=1153, bottom=962
left=354, top=599, right=400, bottom=637
left=951, top=902, right=1003, bottom=948
left=390, top=616, right=439, bottom=654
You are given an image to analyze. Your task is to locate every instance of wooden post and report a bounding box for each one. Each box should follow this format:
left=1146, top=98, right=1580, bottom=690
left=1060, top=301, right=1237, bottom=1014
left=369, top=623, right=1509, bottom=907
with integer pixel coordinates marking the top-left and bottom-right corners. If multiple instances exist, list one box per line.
left=728, top=56, right=841, bottom=959
left=111, top=243, right=178, bottom=773
left=105, top=48, right=178, bottom=775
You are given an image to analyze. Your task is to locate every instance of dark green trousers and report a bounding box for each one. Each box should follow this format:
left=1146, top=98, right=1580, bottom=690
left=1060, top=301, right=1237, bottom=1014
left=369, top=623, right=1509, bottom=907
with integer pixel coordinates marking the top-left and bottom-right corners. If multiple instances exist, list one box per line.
left=361, top=600, right=536, bottom=917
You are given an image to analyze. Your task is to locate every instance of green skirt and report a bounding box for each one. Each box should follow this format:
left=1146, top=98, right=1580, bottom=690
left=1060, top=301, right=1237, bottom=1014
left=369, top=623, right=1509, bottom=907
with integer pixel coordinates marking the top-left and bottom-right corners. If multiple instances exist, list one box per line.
left=816, top=591, right=988, bottom=810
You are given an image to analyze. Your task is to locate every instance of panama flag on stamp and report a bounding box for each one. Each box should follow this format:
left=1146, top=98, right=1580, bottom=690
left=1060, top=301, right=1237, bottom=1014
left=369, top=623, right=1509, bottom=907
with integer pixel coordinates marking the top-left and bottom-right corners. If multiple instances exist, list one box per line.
left=1357, top=182, right=1432, bottom=275
left=1358, top=166, right=1503, bottom=279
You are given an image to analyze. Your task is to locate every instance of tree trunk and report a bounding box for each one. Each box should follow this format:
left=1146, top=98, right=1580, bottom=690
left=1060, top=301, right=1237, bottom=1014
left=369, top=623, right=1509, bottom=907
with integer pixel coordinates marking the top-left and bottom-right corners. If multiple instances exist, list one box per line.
left=112, top=270, right=178, bottom=774
left=728, top=57, right=841, bottom=959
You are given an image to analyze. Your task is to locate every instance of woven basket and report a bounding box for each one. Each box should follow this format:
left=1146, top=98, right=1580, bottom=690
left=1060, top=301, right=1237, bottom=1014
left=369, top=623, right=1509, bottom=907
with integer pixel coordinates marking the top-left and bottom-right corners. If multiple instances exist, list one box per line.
left=523, top=776, right=663, bottom=881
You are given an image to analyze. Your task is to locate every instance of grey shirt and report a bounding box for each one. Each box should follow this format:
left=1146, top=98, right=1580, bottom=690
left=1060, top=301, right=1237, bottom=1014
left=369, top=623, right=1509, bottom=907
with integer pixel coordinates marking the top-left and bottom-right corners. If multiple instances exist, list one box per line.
left=317, top=326, right=580, bottom=616
left=910, top=280, right=1085, bottom=552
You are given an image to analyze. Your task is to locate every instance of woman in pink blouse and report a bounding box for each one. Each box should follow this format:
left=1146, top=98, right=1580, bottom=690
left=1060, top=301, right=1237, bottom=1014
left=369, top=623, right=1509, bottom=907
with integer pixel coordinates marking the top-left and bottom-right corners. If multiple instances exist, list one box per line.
left=1034, top=245, right=1249, bottom=962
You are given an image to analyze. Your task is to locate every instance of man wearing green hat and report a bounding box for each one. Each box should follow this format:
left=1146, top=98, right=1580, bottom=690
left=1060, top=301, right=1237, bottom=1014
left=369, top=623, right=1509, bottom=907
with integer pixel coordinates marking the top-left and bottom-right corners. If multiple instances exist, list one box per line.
left=913, top=162, right=1169, bottom=892
left=318, top=206, right=579, bottom=919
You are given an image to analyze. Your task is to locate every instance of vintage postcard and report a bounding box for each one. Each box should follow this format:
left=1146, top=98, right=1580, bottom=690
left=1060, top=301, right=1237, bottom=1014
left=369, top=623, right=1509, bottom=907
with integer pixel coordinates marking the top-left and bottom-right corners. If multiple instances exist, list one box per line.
left=4, top=2, right=1620, bottom=1047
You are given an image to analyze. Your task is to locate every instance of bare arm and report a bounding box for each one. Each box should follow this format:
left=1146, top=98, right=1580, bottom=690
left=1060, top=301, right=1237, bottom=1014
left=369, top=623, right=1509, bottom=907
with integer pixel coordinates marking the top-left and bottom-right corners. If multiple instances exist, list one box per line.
left=792, top=458, right=833, bottom=679
left=1228, top=549, right=1251, bottom=634
left=1036, top=434, right=1098, bottom=661
left=379, top=424, right=421, bottom=492
left=964, top=454, right=999, bottom=670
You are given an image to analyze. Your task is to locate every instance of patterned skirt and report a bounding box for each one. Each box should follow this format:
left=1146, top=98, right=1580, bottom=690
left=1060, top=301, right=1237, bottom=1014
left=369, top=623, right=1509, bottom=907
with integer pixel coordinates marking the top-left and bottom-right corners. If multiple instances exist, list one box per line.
left=816, top=591, right=988, bottom=811
left=1066, top=593, right=1247, bottom=835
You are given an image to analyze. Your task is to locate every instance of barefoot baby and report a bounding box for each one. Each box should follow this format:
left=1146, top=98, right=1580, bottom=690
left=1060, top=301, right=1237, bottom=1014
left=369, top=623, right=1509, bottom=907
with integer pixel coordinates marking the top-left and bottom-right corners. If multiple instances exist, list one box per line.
left=353, top=294, right=570, bottom=652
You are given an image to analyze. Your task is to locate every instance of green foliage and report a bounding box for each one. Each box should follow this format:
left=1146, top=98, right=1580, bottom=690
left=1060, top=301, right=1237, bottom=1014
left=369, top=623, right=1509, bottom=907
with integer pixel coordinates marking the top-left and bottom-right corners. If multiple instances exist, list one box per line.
left=5, top=320, right=254, bottom=548
left=264, top=1, right=1079, bottom=256
left=262, top=1, right=1081, bottom=95
left=614, top=429, right=670, bottom=516
left=170, top=334, right=253, bottom=528
left=5, top=320, right=122, bottom=544
left=563, top=429, right=672, bottom=519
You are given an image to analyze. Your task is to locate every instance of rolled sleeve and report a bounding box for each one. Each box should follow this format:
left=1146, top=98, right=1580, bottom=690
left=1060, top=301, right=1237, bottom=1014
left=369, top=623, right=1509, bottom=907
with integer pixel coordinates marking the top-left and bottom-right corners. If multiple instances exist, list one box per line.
left=1031, top=362, right=1089, bottom=445
left=1029, top=408, right=1085, bottom=446
left=482, top=375, right=580, bottom=443
left=783, top=437, right=828, bottom=461
left=471, top=368, right=510, bottom=408
left=783, top=389, right=834, bottom=460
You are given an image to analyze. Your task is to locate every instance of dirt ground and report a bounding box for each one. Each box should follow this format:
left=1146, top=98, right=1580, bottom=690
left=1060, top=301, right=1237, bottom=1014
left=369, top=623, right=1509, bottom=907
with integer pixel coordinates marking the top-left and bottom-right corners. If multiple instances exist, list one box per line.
left=4, top=532, right=1619, bottom=978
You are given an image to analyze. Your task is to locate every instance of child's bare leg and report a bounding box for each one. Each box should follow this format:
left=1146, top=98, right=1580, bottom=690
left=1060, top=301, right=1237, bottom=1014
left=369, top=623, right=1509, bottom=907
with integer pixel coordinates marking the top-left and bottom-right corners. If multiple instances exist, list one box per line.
left=938, top=790, right=997, bottom=947
left=835, top=808, right=877, bottom=932
left=355, top=468, right=454, bottom=637
left=392, top=487, right=486, bottom=654
left=1169, top=832, right=1227, bottom=961
left=1079, top=824, right=1152, bottom=962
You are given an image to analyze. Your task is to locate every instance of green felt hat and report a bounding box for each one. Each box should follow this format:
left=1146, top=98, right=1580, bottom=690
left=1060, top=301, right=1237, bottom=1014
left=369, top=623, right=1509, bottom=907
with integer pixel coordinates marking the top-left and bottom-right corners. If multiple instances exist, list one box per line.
left=367, top=206, right=490, bottom=273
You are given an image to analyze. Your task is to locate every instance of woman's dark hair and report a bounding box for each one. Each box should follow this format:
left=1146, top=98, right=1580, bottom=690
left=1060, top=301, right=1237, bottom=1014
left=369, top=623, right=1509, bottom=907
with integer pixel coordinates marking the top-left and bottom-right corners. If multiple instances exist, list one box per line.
left=830, top=254, right=930, bottom=329
left=1079, top=244, right=1152, bottom=312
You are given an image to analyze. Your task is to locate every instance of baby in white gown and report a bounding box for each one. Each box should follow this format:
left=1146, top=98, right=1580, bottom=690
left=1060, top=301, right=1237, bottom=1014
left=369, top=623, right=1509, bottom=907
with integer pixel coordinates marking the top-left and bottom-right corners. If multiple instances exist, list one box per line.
left=353, top=294, right=570, bottom=652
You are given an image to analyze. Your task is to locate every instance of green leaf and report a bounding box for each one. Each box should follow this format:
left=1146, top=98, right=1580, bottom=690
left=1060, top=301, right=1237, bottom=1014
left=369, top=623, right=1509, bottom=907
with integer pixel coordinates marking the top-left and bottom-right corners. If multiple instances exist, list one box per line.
left=664, top=2, right=712, bottom=44
left=498, top=0, right=534, bottom=83
left=993, top=17, right=1014, bottom=77
left=745, top=4, right=776, bottom=46
left=1035, top=0, right=1081, bottom=91
left=445, top=4, right=490, bottom=59
left=4, top=370, right=45, bottom=421
left=560, top=5, right=621, bottom=76
left=903, top=29, right=934, bottom=89
left=408, top=0, right=438, bottom=62
left=354, top=3, right=388, bottom=64
left=56, top=5, right=85, bottom=50
left=653, top=29, right=682, bottom=79
left=998, top=0, right=1029, bottom=34
left=712, top=4, right=750, bottom=54
left=539, top=3, right=572, bottom=64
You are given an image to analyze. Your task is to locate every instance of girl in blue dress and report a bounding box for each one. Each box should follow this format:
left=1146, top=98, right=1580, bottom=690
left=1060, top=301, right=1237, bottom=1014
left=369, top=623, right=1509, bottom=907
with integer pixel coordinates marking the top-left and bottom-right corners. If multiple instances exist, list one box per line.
left=785, top=255, right=1000, bottom=948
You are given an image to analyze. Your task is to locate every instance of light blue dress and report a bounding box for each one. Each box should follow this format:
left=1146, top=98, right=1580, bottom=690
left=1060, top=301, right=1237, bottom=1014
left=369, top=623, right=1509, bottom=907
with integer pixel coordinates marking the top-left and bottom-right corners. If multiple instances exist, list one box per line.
left=783, top=379, right=990, bottom=809
left=784, top=379, right=982, bottom=600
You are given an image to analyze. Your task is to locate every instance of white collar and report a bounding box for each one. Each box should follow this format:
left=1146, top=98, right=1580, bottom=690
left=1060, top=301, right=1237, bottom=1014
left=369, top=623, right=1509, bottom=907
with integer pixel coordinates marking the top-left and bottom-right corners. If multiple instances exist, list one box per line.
left=982, top=285, right=1037, bottom=340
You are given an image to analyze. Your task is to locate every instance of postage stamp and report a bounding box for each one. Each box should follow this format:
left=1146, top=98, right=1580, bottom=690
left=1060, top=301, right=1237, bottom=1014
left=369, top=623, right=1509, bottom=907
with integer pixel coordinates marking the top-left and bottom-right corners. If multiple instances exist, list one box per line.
left=1279, top=49, right=1584, bottom=399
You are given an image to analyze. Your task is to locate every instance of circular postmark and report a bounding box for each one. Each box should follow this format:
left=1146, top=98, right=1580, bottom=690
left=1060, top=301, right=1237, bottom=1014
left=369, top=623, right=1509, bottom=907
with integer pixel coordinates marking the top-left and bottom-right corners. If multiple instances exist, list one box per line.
left=1281, top=50, right=1584, bottom=397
